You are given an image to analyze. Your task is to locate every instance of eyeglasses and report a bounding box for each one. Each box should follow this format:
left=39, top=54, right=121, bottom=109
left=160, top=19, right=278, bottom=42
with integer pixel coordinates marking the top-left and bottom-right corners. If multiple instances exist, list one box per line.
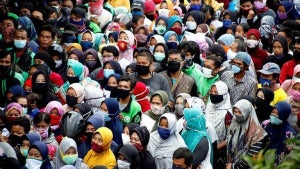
left=167, top=58, right=182, bottom=62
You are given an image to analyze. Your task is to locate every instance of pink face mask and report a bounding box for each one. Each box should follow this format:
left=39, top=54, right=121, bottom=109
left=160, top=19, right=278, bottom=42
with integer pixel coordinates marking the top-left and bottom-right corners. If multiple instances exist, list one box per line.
left=289, top=89, right=300, bottom=101
left=35, top=127, right=49, bottom=139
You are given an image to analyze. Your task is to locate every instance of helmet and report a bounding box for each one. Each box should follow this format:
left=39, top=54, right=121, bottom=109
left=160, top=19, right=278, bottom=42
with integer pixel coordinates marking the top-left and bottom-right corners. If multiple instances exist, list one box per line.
left=61, top=111, right=85, bottom=139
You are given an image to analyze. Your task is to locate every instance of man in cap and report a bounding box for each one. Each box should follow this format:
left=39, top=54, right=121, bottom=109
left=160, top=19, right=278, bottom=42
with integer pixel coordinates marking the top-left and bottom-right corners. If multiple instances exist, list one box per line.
left=221, top=51, right=257, bottom=105
left=258, top=62, right=287, bottom=106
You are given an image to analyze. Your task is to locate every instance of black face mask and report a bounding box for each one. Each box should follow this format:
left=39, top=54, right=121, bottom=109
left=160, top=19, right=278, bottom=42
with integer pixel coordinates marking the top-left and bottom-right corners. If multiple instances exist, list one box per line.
left=293, top=50, right=300, bottom=61
left=146, top=14, right=155, bottom=21
left=255, top=97, right=265, bottom=107
left=210, top=94, right=223, bottom=104
left=118, top=88, right=131, bottom=99
left=136, top=65, right=150, bottom=75
left=66, top=95, right=78, bottom=107
left=105, top=85, right=118, bottom=98
left=8, top=134, right=23, bottom=148
left=67, top=76, right=80, bottom=84
left=167, top=61, right=181, bottom=73
left=0, top=65, right=11, bottom=75
left=34, top=83, right=47, bottom=93
left=85, top=132, right=93, bottom=141
left=85, top=60, right=98, bottom=71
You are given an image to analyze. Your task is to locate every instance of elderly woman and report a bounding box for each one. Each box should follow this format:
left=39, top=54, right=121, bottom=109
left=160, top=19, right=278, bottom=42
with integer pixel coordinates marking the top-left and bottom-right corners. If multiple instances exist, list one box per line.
left=147, top=113, right=186, bottom=169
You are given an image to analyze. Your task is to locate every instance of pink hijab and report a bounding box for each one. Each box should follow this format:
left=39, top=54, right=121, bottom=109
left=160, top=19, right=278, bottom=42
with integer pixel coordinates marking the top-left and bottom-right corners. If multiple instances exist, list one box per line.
left=281, top=65, right=300, bottom=93
left=118, top=30, right=135, bottom=62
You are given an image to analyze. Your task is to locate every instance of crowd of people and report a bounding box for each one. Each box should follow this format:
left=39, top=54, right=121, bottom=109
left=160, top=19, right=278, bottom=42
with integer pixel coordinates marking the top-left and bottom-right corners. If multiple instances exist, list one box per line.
left=0, top=0, right=300, bottom=168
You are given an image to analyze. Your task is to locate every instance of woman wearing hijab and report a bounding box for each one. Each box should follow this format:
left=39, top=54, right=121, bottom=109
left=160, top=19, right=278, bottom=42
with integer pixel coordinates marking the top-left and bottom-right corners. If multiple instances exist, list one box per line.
left=4, top=102, right=23, bottom=126
left=84, top=49, right=101, bottom=73
left=141, top=90, right=169, bottom=132
left=122, top=123, right=140, bottom=145
left=226, top=99, right=267, bottom=169
left=118, top=30, right=135, bottom=63
left=100, top=98, right=123, bottom=145
left=264, top=34, right=292, bottom=68
left=147, top=113, right=186, bottom=169
left=63, top=83, right=85, bottom=113
left=116, top=144, right=141, bottom=169
left=282, top=65, right=300, bottom=93
left=183, top=10, right=205, bottom=33
left=168, top=15, right=183, bottom=41
left=262, top=101, right=297, bottom=165
left=31, top=70, right=58, bottom=110
left=134, top=25, right=150, bottom=48
left=152, top=43, right=168, bottom=72
left=152, top=16, right=168, bottom=35
left=255, top=87, right=275, bottom=123
left=182, top=108, right=212, bottom=169
left=217, top=34, right=235, bottom=53
left=84, top=127, right=116, bottom=169
left=205, top=81, right=231, bottom=144
left=23, top=141, right=52, bottom=169
left=45, top=101, right=64, bottom=143
left=95, top=60, right=123, bottom=88
left=78, top=114, right=104, bottom=159
left=54, top=137, right=88, bottom=169
left=130, top=126, right=156, bottom=169
left=286, top=80, right=300, bottom=126
left=68, top=49, right=85, bottom=64
left=276, top=1, right=300, bottom=25
left=84, top=86, right=104, bottom=115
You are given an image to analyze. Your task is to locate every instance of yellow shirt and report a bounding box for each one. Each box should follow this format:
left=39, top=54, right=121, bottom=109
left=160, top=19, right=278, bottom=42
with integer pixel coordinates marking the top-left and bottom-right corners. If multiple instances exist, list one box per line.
left=108, top=0, right=130, bottom=11
left=258, top=84, right=288, bottom=106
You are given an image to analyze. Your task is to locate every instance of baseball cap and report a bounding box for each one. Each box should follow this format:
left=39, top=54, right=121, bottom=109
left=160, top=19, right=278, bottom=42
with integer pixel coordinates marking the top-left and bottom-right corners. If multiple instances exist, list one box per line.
left=131, top=0, right=144, bottom=11
left=48, top=44, right=64, bottom=58
left=258, top=62, right=280, bottom=75
left=234, top=52, right=251, bottom=66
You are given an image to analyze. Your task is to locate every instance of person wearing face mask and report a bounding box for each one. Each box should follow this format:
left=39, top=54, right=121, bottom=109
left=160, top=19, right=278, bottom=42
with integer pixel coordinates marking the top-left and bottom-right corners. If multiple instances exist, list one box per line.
left=280, top=39, right=300, bottom=83
left=221, top=52, right=257, bottom=105
left=181, top=108, right=213, bottom=169
left=184, top=10, right=205, bottom=33
left=78, top=114, right=104, bottom=159
left=84, top=127, right=116, bottom=169
left=262, top=101, right=297, bottom=165
left=236, top=0, right=261, bottom=29
left=44, top=101, right=64, bottom=143
left=23, top=141, right=53, bottom=169
left=205, top=81, right=231, bottom=149
left=174, top=93, right=191, bottom=121
left=83, top=48, right=101, bottom=73
left=86, top=0, right=112, bottom=30
left=264, top=34, right=292, bottom=69
left=161, top=49, right=197, bottom=98
left=4, top=102, right=23, bottom=128
left=48, top=44, right=68, bottom=82
left=84, top=86, right=105, bottom=115
left=130, top=126, right=156, bottom=169
left=11, top=28, right=35, bottom=77
left=276, top=1, right=300, bottom=25
left=31, top=70, right=59, bottom=109
left=164, top=31, right=179, bottom=50
left=168, top=15, right=183, bottom=41
left=255, top=87, right=274, bottom=123
left=130, top=49, right=174, bottom=104
left=47, top=0, right=69, bottom=31
left=153, top=17, right=168, bottom=36
left=63, top=83, right=85, bottom=113
left=134, top=25, right=149, bottom=48
left=54, top=137, right=88, bottom=169
left=258, top=62, right=287, bottom=106
left=147, top=113, right=186, bottom=169
left=198, top=55, right=222, bottom=102
left=253, top=0, right=276, bottom=19
left=141, top=90, right=169, bottom=132
left=286, top=81, right=300, bottom=126
left=118, top=30, right=135, bottom=63
left=117, top=75, right=142, bottom=125
left=282, top=65, right=300, bottom=93
left=19, top=132, right=41, bottom=165
left=116, top=144, right=141, bottom=169
left=226, top=99, right=267, bottom=169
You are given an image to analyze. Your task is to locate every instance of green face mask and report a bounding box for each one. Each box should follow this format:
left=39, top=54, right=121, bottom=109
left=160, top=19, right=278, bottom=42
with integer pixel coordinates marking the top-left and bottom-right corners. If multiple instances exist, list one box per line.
left=61, top=149, right=78, bottom=165
left=20, top=147, right=28, bottom=157
left=155, top=25, right=166, bottom=35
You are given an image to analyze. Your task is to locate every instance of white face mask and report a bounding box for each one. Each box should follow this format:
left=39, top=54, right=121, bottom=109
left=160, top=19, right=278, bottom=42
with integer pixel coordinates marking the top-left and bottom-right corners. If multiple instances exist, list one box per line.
left=158, top=9, right=169, bottom=17
left=151, top=104, right=165, bottom=115
left=25, top=158, right=43, bottom=169
left=246, top=39, right=259, bottom=48
left=117, top=159, right=131, bottom=169
left=202, top=67, right=214, bottom=78
left=226, top=49, right=237, bottom=60
left=122, top=133, right=130, bottom=145
left=55, top=60, right=63, bottom=68
left=186, top=21, right=197, bottom=30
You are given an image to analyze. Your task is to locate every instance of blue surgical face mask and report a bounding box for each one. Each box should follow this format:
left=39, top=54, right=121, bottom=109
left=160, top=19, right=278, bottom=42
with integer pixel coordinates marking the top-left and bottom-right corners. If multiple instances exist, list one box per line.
left=99, top=111, right=111, bottom=122
left=270, top=115, right=282, bottom=125
left=80, top=41, right=93, bottom=51
left=167, top=42, right=178, bottom=50
left=231, top=65, right=241, bottom=73
left=260, top=77, right=272, bottom=86
left=14, top=39, right=27, bottom=49
left=157, top=126, right=171, bottom=140
left=104, top=69, right=115, bottom=79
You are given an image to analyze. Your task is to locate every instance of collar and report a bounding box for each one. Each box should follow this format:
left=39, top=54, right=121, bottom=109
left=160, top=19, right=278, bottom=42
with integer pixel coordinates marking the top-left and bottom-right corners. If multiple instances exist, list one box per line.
left=119, top=96, right=133, bottom=112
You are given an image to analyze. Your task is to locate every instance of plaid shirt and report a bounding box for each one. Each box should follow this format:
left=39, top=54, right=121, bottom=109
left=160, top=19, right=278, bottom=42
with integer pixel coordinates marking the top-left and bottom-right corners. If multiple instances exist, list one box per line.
left=221, top=71, right=258, bottom=105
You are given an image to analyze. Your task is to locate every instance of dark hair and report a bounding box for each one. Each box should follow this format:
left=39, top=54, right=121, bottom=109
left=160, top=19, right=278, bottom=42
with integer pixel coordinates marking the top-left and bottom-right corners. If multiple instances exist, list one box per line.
left=0, top=50, right=13, bottom=62
left=173, top=147, right=193, bottom=167
left=71, top=7, right=86, bottom=18
left=14, top=28, right=29, bottom=38
left=2, top=16, right=18, bottom=29
left=234, top=39, right=247, bottom=52
left=136, top=49, right=153, bottom=63
left=119, top=75, right=136, bottom=90
left=39, top=25, right=56, bottom=39
left=101, top=45, right=119, bottom=57
left=33, top=112, right=51, bottom=137
left=46, top=6, right=58, bottom=20
left=168, top=49, right=185, bottom=60
left=11, top=116, right=31, bottom=133
left=132, top=14, right=144, bottom=24
left=178, top=41, right=201, bottom=64
left=17, top=1, right=34, bottom=13
left=238, top=23, right=250, bottom=34
left=205, top=55, right=222, bottom=68
left=153, top=43, right=169, bottom=62
left=201, top=5, right=214, bottom=20
left=31, top=70, right=53, bottom=94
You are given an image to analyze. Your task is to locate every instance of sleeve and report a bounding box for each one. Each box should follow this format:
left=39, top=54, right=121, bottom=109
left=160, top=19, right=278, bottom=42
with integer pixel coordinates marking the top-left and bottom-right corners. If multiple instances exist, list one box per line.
left=193, top=137, right=209, bottom=166
left=160, top=76, right=174, bottom=102
left=248, top=80, right=258, bottom=99
left=279, top=63, right=289, bottom=84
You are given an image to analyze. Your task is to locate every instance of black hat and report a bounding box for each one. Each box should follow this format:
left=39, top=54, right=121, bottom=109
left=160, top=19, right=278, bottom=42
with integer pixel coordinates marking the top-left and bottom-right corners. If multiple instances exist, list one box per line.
left=64, top=23, right=77, bottom=35
left=131, top=126, right=150, bottom=147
